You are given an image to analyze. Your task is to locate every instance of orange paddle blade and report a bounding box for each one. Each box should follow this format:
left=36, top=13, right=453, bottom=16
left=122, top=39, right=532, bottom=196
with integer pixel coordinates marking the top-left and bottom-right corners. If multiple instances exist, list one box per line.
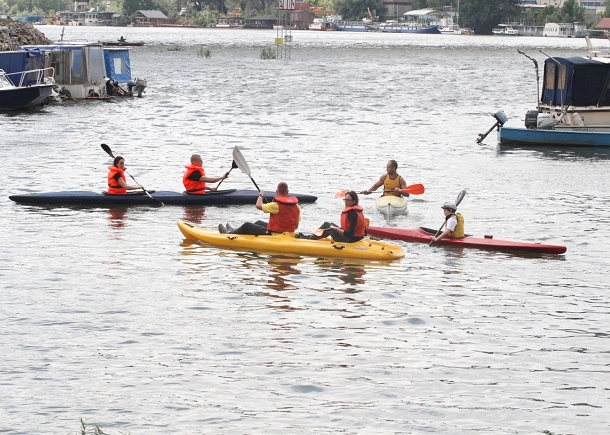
left=334, top=190, right=348, bottom=199
left=403, top=184, right=425, bottom=195
left=310, top=228, right=327, bottom=237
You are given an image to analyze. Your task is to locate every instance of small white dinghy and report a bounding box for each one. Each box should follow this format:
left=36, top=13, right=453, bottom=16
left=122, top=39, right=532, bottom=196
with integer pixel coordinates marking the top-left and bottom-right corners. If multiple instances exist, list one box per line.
left=375, top=195, right=407, bottom=217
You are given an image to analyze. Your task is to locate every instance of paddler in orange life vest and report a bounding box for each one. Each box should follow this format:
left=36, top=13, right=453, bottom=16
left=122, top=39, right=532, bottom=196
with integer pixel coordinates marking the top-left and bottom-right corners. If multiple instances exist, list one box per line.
left=432, top=202, right=465, bottom=242
left=183, top=154, right=229, bottom=194
left=311, top=191, right=367, bottom=243
left=219, top=182, right=300, bottom=235
left=107, top=156, right=142, bottom=194
left=361, top=159, right=408, bottom=197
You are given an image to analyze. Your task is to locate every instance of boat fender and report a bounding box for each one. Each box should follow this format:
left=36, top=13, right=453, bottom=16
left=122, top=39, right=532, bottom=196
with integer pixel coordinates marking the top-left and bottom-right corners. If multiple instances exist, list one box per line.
left=484, top=235, right=493, bottom=239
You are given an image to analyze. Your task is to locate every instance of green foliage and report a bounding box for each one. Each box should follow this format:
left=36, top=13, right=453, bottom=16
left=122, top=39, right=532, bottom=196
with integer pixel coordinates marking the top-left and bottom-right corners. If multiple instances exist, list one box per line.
left=166, top=45, right=184, bottom=51
left=121, top=0, right=156, bottom=17
left=260, top=47, right=276, bottom=59
left=197, top=46, right=211, bottom=57
left=459, top=0, right=521, bottom=35
left=334, top=0, right=385, bottom=21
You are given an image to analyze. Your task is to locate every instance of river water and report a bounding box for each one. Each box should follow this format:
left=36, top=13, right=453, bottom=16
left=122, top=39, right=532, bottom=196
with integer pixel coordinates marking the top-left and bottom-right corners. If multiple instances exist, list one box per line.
left=1, top=26, right=609, bottom=434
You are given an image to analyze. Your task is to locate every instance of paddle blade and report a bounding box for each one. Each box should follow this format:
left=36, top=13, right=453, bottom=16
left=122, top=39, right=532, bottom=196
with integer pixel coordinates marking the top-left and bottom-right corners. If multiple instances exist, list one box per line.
left=311, top=228, right=326, bottom=237
left=101, top=143, right=114, bottom=158
left=403, top=184, right=425, bottom=195
left=232, top=146, right=251, bottom=176
left=334, top=190, right=348, bottom=199
left=455, top=189, right=467, bottom=207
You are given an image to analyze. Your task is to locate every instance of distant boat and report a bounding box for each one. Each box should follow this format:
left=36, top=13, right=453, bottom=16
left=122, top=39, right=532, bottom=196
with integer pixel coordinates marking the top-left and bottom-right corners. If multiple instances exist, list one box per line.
left=0, top=67, right=56, bottom=111
left=492, top=24, right=519, bottom=36
left=377, top=21, right=440, bottom=34
left=309, top=17, right=338, bottom=31
left=100, top=40, right=145, bottom=47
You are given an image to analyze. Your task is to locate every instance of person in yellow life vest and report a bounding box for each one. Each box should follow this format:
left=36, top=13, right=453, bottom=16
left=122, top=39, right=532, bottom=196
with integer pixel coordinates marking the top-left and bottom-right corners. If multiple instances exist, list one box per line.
left=107, top=156, right=142, bottom=194
left=219, top=182, right=300, bottom=235
left=313, top=191, right=367, bottom=243
left=432, top=202, right=465, bottom=242
left=183, top=154, right=229, bottom=194
left=361, top=159, right=408, bottom=197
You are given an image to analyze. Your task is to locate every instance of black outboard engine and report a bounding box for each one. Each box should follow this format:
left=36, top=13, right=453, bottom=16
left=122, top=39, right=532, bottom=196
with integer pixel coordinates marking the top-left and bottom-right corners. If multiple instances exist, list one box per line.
left=525, top=110, right=538, bottom=129
left=127, top=78, right=147, bottom=98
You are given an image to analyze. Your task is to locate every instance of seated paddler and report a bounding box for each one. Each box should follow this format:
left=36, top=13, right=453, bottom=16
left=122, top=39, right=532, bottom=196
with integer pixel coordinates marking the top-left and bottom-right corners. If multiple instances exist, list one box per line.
left=310, top=191, right=367, bottom=243
left=431, top=202, right=465, bottom=243
left=183, top=154, right=229, bottom=194
left=361, top=159, right=409, bottom=197
left=107, top=156, right=142, bottom=194
left=219, top=182, right=300, bottom=235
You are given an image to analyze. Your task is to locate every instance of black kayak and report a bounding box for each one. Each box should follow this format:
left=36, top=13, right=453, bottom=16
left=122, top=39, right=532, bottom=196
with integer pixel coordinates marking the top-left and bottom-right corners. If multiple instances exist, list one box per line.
left=9, top=189, right=318, bottom=207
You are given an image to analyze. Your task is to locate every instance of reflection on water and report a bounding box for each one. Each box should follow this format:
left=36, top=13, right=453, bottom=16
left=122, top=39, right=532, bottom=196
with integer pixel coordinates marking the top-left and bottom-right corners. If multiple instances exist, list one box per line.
left=107, top=207, right=128, bottom=228
left=182, top=205, right=206, bottom=224
left=266, top=254, right=302, bottom=292
left=498, top=144, right=610, bottom=160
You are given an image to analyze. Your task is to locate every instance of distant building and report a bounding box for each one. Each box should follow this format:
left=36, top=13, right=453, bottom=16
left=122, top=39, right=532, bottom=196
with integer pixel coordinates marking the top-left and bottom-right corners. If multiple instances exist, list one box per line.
left=383, top=1, right=412, bottom=20
left=130, top=10, right=168, bottom=26
left=243, top=15, right=278, bottom=29
left=216, top=16, right=244, bottom=28
left=595, top=17, right=610, bottom=31
left=291, top=9, right=314, bottom=30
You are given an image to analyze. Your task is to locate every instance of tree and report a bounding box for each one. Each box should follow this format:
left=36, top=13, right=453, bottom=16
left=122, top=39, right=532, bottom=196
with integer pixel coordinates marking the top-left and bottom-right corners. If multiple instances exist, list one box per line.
left=334, top=0, right=385, bottom=21
left=559, top=0, right=585, bottom=23
left=122, top=0, right=155, bottom=17
left=459, top=0, right=521, bottom=35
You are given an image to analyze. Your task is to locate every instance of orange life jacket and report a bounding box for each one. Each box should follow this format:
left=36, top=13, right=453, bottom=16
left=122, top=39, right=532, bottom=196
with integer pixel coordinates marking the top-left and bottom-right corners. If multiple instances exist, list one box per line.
left=107, top=165, right=126, bottom=194
left=267, top=196, right=300, bottom=233
left=340, top=205, right=366, bottom=237
left=183, top=164, right=206, bottom=194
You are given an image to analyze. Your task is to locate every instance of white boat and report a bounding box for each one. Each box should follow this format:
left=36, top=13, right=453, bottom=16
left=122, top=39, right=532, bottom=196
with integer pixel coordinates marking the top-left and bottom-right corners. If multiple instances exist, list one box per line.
left=309, top=17, right=338, bottom=31
left=375, top=196, right=408, bottom=217
left=439, top=22, right=462, bottom=35
left=0, top=67, right=56, bottom=110
left=377, top=21, right=440, bottom=34
left=492, top=24, right=519, bottom=36
left=478, top=38, right=610, bottom=147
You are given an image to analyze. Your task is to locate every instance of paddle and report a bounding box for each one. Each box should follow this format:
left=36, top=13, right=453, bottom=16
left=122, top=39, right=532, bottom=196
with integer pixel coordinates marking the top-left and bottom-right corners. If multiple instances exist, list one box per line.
left=215, top=160, right=237, bottom=189
left=100, top=143, right=163, bottom=206
left=232, top=146, right=263, bottom=192
left=336, top=184, right=424, bottom=199
left=429, top=189, right=466, bottom=246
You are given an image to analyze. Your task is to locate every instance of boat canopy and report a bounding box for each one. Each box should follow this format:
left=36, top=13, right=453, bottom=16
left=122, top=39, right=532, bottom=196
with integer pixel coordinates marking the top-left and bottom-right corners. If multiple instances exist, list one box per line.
left=103, top=48, right=131, bottom=82
left=0, top=50, right=45, bottom=76
left=542, top=56, right=610, bottom=107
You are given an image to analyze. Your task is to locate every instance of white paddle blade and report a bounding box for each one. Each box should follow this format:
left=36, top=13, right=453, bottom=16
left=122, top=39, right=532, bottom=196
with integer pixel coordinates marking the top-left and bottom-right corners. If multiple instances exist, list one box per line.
left=232, top=146, right=251, bottom=176
left=455, top=190, right=467, bottom=208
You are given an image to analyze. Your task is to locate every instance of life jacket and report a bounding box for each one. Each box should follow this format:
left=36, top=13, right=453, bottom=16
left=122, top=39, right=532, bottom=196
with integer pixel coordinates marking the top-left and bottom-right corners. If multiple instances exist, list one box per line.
left=340, top=205, right=366, bottom=237
left=183, top=164, right=206, bottom=194
left=107, top=165, right=126, bottom=194
left=267, top=196, right=300, bottom=233
left=446, top=213, right=465, bottom=238
left=383, top=173, right=401, bottom=196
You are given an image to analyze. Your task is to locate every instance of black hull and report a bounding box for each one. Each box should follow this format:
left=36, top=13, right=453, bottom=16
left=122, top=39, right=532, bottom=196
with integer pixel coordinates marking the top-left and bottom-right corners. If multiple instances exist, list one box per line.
left=0, top=84, right=55, bottom=110
left=9, top=189, right=318, bottom=207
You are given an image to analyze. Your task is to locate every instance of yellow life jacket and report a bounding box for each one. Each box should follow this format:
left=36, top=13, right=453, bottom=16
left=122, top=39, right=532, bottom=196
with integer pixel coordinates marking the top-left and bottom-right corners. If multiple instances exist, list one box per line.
left=383, top=173, right=401, bottom=196
left=446, top=213, right=464, bottom=238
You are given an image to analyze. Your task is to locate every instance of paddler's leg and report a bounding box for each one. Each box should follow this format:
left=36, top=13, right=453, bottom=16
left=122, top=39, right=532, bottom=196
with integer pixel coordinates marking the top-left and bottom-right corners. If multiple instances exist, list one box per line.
left=230, top=222, right=269, bottom=235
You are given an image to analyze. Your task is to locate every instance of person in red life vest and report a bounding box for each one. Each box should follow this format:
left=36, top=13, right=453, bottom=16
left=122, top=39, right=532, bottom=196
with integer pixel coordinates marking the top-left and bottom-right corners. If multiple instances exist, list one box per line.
left=432, top=201, right=465, bottom=243
left=312, top=191, right=367, bottom=243
left=183, top=154, right=229, bottom=194
left=361, top=159, right=408, bottom=197
left=219, top=182, right=300, bottom=235
left=107, top=156, right=142, bottom=194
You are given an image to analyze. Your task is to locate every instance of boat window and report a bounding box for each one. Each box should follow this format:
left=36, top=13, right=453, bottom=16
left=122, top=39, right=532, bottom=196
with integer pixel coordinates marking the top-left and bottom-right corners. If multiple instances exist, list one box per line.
left=545, top=63, right=555, bottom=90
left=557, top=64, right=566, bottom=90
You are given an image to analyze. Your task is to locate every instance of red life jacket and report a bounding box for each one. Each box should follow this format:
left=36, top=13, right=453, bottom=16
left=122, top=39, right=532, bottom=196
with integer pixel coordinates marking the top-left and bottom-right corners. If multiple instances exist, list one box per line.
left=107, top=165, right=126, bottom=194
left=267, top=196, right=300, bottom=233
left=183, top=164, right=206, bottom=194
left=340, top=205, right=366, bottom=237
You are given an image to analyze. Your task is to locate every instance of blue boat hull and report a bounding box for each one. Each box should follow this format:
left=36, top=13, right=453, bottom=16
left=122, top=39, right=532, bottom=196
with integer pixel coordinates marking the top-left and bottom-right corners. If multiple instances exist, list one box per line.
left=9, top=189, right=318, bottom=207
left=498, top=126, right=610, bottom=147
left=0, top=84, right=55, bottom=110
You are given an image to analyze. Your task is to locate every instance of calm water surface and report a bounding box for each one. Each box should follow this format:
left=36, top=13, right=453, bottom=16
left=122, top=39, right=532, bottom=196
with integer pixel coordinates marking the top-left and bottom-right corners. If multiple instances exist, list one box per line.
left=1, top=26, right=609, bottom=434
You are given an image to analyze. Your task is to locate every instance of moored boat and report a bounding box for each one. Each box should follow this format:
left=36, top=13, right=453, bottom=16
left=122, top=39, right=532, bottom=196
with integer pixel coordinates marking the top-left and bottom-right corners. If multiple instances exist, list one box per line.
left=0, top=67, right=56, bottom=110
left=375, top=196, right=407, bottom=217
left=479, top=40, right=610, bottom=147
left=9, top=189, right=318, bottom=207
left=367, top=226, right=566, bottom=254
left=177, top=221, right=404, bottom=260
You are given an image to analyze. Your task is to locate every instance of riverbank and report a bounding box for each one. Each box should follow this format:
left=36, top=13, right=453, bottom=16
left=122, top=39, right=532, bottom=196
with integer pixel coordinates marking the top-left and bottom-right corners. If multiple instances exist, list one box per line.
left=0, top=22, right=52, bottom=51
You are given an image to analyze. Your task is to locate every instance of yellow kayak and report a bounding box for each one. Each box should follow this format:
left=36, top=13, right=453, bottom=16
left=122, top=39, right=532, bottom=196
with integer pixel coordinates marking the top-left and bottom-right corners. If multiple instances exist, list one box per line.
left=177, top=221, right=404, bottom=260
left=375, top=195, right=408, bottom=217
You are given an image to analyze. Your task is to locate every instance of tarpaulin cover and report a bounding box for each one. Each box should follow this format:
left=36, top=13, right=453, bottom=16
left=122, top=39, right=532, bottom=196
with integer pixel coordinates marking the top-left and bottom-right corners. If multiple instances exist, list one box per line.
left=103, top=48, right=131, bottom=83
left=542, top=56, right=610, bottom=107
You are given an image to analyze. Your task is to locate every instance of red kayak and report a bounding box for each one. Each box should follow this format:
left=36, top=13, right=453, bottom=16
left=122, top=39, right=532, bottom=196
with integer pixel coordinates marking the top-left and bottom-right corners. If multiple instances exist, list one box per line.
left=367, top=226, right=567, bottom=255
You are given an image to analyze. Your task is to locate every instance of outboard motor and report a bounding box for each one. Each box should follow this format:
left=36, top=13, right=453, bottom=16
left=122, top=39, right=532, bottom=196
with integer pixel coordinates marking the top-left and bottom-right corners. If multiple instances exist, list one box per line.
left=537, top=113, right=554, bottom=130
left=127, top=78, right=147, bottom=98
left=525, top=110, right=538, bottom=129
